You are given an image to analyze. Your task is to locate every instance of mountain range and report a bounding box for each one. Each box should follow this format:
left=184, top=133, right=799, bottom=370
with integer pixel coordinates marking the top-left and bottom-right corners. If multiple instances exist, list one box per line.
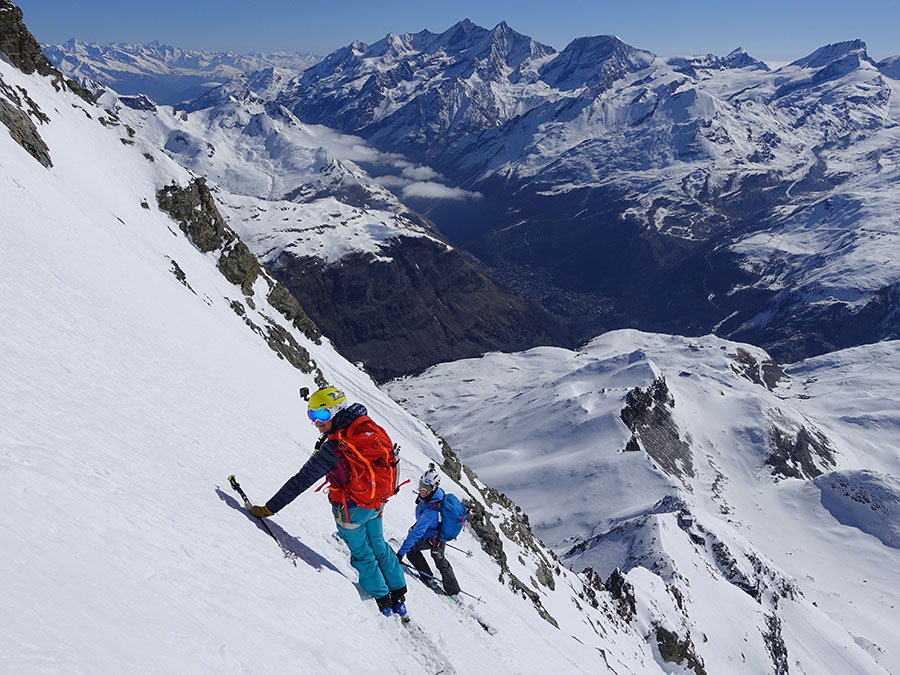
left=264, top=21, right=900, bottom=364
left=41, top=38, right=319, bottom=105
left=46, top=20, right=900, bottom=372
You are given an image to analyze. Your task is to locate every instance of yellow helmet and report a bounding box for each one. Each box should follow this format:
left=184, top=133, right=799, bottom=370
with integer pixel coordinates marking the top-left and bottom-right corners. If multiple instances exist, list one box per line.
left=307, top=387, right=347, bottom=422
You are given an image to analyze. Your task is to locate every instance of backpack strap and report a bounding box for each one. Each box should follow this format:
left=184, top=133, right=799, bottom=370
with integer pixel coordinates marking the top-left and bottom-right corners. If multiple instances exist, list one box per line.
left=339, top=435, right=378, bottom=503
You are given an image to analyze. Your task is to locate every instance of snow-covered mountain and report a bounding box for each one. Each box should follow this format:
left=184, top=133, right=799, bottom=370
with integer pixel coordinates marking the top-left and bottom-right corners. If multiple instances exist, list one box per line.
left=0, top=10, right=666, bottom=672
left=47, top=18, right=900, bottom=374
left=274, top=20, right=559, bottom=156
left=222, top=21, right=900, bottom=366
left=387, top=330, right=900, bottom=674
left=42, top=38, right=319, bottom=105
left=93, top=86, right=556, bottom=380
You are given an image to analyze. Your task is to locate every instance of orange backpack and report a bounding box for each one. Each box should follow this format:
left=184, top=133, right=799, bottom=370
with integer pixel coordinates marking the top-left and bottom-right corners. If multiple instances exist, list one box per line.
left=328, top=415, right=401, bottom=511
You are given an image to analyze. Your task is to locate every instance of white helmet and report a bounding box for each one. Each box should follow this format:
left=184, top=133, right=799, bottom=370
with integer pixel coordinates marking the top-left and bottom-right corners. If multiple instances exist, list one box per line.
left=419, top=463, right=440, bottom=493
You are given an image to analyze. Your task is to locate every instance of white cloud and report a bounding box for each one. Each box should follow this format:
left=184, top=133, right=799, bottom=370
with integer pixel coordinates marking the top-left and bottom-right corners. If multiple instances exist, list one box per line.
left=401, top=181, right=483, bottom=201
left=372, top=175, right=409, bottom=188
left=401, top=165, right=442, bottom=181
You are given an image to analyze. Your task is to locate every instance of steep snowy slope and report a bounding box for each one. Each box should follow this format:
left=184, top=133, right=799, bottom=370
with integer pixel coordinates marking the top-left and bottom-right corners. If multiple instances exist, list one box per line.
left=0, top=28, right=679, bottom=673
left=387, top=331, right=900, bottom=673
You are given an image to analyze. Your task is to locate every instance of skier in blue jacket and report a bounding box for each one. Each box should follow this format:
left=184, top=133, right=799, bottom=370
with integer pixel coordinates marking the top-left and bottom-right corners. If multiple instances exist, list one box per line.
left=396, top=465, right=461, bottom=596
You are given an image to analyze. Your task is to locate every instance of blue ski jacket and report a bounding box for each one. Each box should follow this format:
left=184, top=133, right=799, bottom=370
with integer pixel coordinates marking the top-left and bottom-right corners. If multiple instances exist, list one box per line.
left=397, top=487, right=446, bottom=556
left=265, top=403, right=367, bottom=514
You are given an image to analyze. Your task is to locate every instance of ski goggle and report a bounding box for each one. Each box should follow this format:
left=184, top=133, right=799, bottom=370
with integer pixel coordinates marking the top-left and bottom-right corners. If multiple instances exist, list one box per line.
left=307, top=407, right=334, bottom=423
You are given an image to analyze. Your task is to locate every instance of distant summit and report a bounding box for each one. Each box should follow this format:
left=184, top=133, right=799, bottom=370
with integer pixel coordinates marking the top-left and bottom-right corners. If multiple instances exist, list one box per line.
left=790, top=39, right=871, bottom=68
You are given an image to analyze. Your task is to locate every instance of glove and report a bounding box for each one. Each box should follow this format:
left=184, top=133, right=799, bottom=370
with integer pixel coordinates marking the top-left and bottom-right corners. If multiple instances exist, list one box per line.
left=248, top=504, right=273, bottom=519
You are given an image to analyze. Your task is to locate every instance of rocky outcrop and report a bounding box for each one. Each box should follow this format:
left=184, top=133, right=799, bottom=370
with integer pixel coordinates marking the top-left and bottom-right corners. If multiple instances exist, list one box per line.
left=767, top=422, right=835, bottom=480
left=620, top=377, right=694, bottom=480
left=157, top=178, right=324, bottom=377
left=268, top=235, right=560, bottom=381
left=605, top=567, right=636, bottom=622
left=730, top=347, right=787, bottom=391
left=762, top=614, right=790, bottom=675
left=0, top=1, right=93, bottom=103
left=654, top=626, right=707, bottom=675
left=0, top=1, right=56, bottom=76
left=0, top=83, right=50, bottom=166
left=157, top=178, right=233, bottom=254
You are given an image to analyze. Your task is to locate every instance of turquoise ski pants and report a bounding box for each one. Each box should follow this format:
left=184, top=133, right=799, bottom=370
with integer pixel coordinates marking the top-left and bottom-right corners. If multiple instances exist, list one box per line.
left=333, top=503, right=405, bottom=600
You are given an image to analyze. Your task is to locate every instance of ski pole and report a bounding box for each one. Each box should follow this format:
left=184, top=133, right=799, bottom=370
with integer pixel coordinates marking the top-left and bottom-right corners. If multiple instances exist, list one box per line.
left=445, top=543, right=473, bottom=558
left=228, top=474, right=290, bottom=554
left=399, top=561, right=484, bottom=604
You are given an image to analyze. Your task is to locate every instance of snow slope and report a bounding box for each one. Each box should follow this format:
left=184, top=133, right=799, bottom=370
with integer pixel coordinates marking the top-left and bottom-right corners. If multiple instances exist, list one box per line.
left=0, top=51, right=661, bottom=674
left=387, top=331, right=900, bottom=673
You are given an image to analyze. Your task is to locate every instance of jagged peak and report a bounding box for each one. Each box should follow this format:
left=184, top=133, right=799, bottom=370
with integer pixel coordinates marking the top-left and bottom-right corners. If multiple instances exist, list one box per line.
left=556, top=34, right=655, bottom=64
left=539, top=34, right=654, bottom=90
left=724, top=47, right=769, bottom=69
left=430, top=18, right=490, bottom=52
left=791, top=39, right=870, bottom=68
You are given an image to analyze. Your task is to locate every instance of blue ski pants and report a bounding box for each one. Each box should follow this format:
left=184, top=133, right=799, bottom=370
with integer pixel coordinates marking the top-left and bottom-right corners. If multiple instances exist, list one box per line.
left=332, top=503, right=405, bottom=600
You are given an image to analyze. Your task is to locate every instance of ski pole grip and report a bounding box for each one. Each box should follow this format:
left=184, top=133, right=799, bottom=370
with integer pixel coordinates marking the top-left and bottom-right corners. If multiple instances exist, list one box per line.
left=227, top=474, right=252, bottom=507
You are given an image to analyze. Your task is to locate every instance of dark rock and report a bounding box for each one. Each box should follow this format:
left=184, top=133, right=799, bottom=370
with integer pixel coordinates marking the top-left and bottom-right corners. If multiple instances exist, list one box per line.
left=711, top=540, right=759, bottom=599
left=731, top=347, right=787, bottom=391
left=119, top=94, right=157, bottom=112
left=218, top=240, right=261, bottom=296
left=264, top=322, right=319, bottom=374
left=438, top=436, right=463, bottom=482
left=767, top=424, right=835, bottom=479
left=167, top=258, right=194, bottom=293
left=459, top=465, right=559, bottom=627
left=0, top=94, right=50, bottom=166
left=579, top=566, right=604, bottom=609
left=156, top=178, right=325, bottom=383
left=762, top=614, right=790, bottom=675
left=654, top=626, right=707, bottom=675
left=266, top=282, right=322, bottom=343
left=0, top=1, right=93, bottom=103
left=157, top=178, right=231, bottom=253
left=0, top=1, right=57, bottom=76
left=268, top=234, right=559, bottom=381
left=605, top=567, right=636, bottom=622
left=620, top=377, right=694, bottom=479
left=464, top=497, right=505, bottom=564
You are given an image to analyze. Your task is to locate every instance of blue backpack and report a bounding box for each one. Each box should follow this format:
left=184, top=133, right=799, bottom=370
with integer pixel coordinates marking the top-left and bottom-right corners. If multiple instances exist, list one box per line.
left=439, top=493, right=468, bottom=542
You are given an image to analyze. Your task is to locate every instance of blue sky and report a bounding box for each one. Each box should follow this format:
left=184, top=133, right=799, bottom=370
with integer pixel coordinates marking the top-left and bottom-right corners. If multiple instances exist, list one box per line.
left=16, top=0, right=899, bottom=63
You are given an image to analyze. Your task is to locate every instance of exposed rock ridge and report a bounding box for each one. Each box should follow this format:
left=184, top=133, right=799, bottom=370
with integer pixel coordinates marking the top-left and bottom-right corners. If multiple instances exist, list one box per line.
left=0, top=1, right=94, bottom=103
left=156, top=178, right=325, bottom=381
